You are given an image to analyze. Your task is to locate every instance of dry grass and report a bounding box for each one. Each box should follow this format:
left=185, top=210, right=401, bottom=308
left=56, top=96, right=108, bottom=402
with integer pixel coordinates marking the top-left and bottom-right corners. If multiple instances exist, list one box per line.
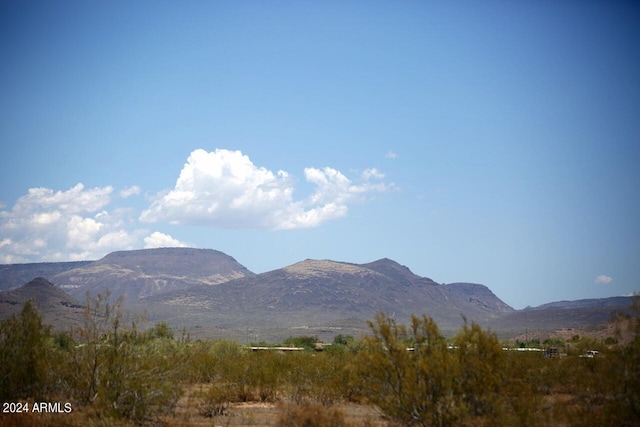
left=158, top=384, right=390, bottom=427
left=162, top=401, right=390, bottom=427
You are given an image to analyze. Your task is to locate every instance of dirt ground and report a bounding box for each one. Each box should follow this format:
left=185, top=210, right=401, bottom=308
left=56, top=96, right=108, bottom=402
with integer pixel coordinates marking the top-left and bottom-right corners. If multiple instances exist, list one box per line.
left=162, top=385, right=390, bottom=427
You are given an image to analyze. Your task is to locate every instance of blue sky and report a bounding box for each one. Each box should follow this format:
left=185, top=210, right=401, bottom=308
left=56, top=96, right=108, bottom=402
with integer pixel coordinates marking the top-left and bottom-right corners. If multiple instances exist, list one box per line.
left=1, top=1, right=638, bottom=309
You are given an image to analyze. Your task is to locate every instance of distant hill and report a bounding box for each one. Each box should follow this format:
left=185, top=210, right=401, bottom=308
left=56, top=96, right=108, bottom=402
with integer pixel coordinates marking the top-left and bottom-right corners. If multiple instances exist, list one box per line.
left=523, top=296, right=632, bottom=311
left=487, top=296, right=634, bottom=337
left=0, top=277, right=85, bottom=330
left=0, top=261, right=91, bottom=292
left=51, top=247, right=255, bottom=302
left=141, top=258, right=514, bottom=334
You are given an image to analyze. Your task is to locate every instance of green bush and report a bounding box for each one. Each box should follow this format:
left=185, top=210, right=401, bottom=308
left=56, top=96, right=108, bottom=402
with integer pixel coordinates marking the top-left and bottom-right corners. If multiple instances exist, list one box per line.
left=283, top=335, right=319, bottom=349
left=68, top=291, right=182, bottom=423
left=0, top=300, right=53, bottom=400
left=453, top=320, right=505, bottom=418
left=354, top=313, right=548, bottom=426
left=354, top=313, right=462, bottom=426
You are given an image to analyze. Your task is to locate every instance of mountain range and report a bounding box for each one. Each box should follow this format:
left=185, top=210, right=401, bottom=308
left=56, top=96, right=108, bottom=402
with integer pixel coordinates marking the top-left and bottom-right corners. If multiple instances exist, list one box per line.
left=0, top=248, right=633, bottom=341
left=137, top=257, right=513, bottom=334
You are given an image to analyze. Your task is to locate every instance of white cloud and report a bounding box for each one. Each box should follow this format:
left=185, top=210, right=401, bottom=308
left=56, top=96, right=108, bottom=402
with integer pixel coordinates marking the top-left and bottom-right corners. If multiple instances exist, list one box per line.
left=32, top=211, right=63, bottom=225
left=144, top=231, right=187, bottom=249
left=386, top=150, right=398, bottom=159
left=0, top=149, right=393, bottom=263
left=140, top=148, right=392, bottom=230
left=362, top=168, right=386, bottom=180
left=66, top=215, right=103, bottom=247
left=595, top=274, right=613, bottom=285
left=119, top=185, right=141, bottom=198
left=0, top=183, right=146, bottom=263
left=12, top=183, right=112, bottom=215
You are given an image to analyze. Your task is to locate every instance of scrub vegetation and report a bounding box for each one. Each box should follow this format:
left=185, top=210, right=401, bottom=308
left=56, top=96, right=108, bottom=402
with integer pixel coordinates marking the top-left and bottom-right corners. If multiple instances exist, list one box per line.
left=1, top=293, right=638, bottom=426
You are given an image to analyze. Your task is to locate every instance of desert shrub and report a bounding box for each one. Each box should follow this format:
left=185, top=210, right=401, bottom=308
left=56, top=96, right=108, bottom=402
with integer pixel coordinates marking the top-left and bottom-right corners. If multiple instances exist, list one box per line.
left=105, top=339, right=183, bottom=423
left=354, top=313, right=550, bottom=426
left=453, top=320, right=505, bottom=419
left=284, top=335, right=319, bottom=349
left=306, top=351, right=351, bottom=405
left=0, top=300, right=54, bottom=400
left=182, top=340, right=219, bottom=383
left=67, top=291, right=182, bottom=423
left=332, top=334, right=355, bottom=347
left=501, top=352, right=545, bottom=426
left=195, top=383, right=232, bottom=417
left=184, top=340, right=283, bottom=403
left=282, top=352, right=315, bottom=404
left=277, top=402, right=348, bottom=427
left=224, top=351, right=257, bottom=402
left=354, top=313, right=462, bottom=426
left=144, top=321, right=174, bottom=340
left=249, top=351, right=285, bottom=402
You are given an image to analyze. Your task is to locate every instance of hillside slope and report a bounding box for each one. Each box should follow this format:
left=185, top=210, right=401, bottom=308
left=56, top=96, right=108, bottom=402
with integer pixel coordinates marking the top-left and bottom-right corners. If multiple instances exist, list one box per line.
left=143, top=258, right=513, bottom=333
left=0, top=261, right=91, bottom=292
left=52, top=247, right=255, bottom=302
left=0, top=277, right=85, bottom=330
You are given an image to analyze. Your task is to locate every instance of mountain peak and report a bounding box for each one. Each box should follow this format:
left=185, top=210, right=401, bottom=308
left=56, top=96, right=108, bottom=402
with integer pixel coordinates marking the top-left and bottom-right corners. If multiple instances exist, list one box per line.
left=53, top=247, right=255, bottom=301
left=93, top=247, right=254, bottom=277
left=284, top=259, right=371, bottom=277
left=364, top=258, right=412, bottom=271
left=361, top=258, right=437, bottom=284
left=0, top=276, right=84, bottom=331
left=24, top=277, right=56, bottom=288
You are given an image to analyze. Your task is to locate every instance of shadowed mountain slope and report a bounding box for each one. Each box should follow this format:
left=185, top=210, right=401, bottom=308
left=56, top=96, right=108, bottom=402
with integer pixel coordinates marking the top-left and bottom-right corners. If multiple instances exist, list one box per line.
left=0, top=277, right=85, bottom=329
left=0, top=261, right=91, bottom=292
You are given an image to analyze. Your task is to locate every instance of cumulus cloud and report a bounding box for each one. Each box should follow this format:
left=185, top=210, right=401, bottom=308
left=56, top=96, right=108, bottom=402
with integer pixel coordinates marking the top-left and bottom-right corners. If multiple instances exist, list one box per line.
left=119, top=185, right=141, bottom=198
left=595, top=274, right=613, bottom=285
left=140, top=149, right=392, bottom=230
left=9, top=183, right=112, bottom=216
left=0, top=149, right=392, bottom=262
left=144, top=231, right=187, bottom=249
left=0, top=183, right=181, bottom=263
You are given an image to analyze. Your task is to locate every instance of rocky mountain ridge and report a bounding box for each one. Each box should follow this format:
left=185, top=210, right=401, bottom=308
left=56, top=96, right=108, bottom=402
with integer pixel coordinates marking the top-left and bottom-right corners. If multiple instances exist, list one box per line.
left=139, top=257, right=513, bottom=333
left=52, top=247, right=255, bottom=301
left=0, top=248, right=633, bottom=340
